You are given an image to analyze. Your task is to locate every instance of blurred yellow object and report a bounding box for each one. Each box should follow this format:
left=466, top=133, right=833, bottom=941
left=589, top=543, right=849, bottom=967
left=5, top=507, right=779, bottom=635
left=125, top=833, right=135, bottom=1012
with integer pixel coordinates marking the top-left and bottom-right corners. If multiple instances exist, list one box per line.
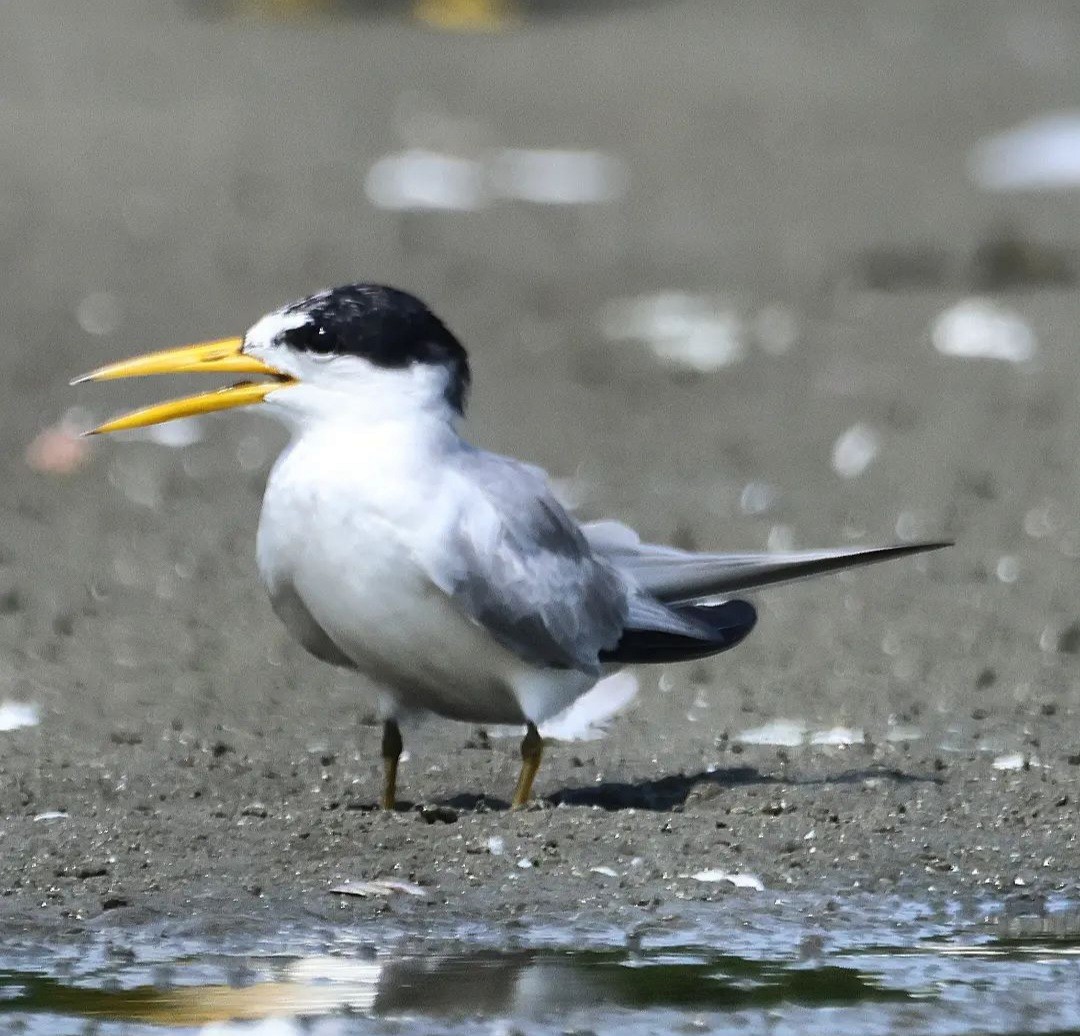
left=236, top=0, right=333, bottom=15
left=412, top=0, right=513, bottom=32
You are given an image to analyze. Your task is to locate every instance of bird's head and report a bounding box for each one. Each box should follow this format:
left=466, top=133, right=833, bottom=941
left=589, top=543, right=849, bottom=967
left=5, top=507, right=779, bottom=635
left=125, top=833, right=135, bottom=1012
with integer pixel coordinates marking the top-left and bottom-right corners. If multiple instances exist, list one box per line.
left=73, top=284, right=471, bottom=435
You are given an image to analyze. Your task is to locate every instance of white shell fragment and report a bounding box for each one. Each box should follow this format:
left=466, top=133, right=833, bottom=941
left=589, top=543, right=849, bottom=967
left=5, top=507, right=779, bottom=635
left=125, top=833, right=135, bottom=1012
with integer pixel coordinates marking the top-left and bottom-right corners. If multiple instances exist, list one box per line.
left=691, top=870, right=765, bottom=891
left=735, top=719, right=808, bottom=747
left=740, top=481, right=779, bottom=517
left=931, top=298, right=1037, bottom=364
left=600, top=292, right=746, bottom=372
left=993, top=753, right=1040, bottom=771
left=141, top=418, right=205, bottom=449
left=0, top=700, right=40, bottom=732
left=971, top=113, right=1080, bottom=191
left=831, top=424, right=881, bottom=479
left=810, top=727, right=864, bottom=747
left=330, top=878, right=429, bottom=899
left=491, top=149, right=628, bottom=205
left=365, top=147, right=628, bottom=212
left=366, top=149, right=486, bottom=212
left=996, top=556, right=1021, bottom=584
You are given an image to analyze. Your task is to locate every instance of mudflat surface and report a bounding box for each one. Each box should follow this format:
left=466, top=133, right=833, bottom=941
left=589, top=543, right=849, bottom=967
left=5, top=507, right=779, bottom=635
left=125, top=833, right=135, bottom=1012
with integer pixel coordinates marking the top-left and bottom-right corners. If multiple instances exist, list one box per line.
left=2, top=0, right=1080, bottom=938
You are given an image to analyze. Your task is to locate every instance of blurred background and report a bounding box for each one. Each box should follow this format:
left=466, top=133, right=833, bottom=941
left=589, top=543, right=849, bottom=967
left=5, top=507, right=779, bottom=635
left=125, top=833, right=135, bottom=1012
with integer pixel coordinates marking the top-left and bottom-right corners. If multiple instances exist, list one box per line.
left=4, top=0, right=1080, bottom=763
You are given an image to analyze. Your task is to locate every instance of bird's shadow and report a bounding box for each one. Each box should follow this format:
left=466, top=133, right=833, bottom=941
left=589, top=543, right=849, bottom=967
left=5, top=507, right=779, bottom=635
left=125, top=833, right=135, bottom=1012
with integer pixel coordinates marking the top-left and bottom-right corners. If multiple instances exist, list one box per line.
left=433, top=764, right=940, bottom=813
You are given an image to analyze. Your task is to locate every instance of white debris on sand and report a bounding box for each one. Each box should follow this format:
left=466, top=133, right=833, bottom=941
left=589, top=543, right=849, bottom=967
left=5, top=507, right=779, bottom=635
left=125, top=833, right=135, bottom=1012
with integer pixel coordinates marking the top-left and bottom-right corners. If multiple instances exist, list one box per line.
left=831, top=423, right=881, bottom=479
left=366, top=146, right=628, bottom=212
left=691, top=870, right=765, bottom=892
left=766, top=524, right=795, bottom=552
left=993, top=752, right=1040, bottom=771
left=735, top=719, right=808, bottom=747
left=885, top=721, right=924, bottom=743
left=138, top=417, right=204, bottom=449
left=0, top=701, right=40, bottom=732
left=330, top=878, right=429, bottom=899
left=931, top=298, right=1037, bottom=364
left=366, top=149, right=487, bottom=211
left=736, top=721, right=869, bottom=749
left=740, top=481, right=780, bottom=517
left=810, top=727, right=864, bottom=747
left=600, top=292, right=746, bottom=372
left=996, top=556, right=1021, bottom=584
left=491, top=149, right=628, bottom=205
left=971, top=112, right=1080, bottom=191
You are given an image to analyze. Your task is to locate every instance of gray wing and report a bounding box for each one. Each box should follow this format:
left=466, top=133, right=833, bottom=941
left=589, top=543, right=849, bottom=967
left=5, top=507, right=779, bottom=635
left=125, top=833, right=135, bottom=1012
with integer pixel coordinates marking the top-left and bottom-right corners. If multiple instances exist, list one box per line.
left=428, top=453, right=631, bottom=673
left=585, top=521, right=950, bottom=604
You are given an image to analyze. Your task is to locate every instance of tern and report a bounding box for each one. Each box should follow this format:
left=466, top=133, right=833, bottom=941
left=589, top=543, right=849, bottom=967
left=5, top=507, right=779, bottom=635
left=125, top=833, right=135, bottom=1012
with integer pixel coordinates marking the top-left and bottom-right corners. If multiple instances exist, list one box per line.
left=75, top=284, right=949, bottom=809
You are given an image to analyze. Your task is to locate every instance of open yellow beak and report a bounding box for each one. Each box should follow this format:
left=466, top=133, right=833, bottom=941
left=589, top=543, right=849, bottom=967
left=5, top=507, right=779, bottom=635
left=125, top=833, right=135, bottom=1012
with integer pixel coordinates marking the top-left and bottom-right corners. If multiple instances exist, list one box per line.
left=72, top=337, right=295, bottom=435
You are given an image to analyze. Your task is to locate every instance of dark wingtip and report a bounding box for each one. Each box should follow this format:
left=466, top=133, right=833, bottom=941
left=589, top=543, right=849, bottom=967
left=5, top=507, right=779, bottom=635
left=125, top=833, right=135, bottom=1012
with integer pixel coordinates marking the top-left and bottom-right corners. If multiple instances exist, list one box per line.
left=601, top=599, right=757, bottom=665
left=709, top=598, right=757, bottom=637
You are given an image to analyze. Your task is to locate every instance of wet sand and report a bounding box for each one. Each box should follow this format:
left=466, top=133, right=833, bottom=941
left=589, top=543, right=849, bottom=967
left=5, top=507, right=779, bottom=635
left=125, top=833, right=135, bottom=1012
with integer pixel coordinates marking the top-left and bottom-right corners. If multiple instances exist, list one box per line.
left=2, top=0, right=1080, bottom=937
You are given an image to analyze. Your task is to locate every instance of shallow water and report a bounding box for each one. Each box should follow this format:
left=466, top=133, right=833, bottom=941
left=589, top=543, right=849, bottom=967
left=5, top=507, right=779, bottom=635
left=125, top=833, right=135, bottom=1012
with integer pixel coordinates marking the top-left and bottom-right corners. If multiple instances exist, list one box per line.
left=4, top=897, right=1080, bottom=1035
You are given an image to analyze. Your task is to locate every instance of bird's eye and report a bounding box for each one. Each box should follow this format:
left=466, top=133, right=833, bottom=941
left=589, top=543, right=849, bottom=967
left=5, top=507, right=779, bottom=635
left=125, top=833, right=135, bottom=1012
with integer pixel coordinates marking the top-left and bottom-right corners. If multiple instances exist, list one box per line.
left=281, top=322, right=332, bottom=355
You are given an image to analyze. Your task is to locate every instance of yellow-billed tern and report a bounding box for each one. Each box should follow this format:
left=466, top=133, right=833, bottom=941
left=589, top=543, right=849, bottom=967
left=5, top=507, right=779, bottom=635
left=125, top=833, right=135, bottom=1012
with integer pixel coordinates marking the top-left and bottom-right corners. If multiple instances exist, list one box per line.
left=74, top=284, right=949, bottom=808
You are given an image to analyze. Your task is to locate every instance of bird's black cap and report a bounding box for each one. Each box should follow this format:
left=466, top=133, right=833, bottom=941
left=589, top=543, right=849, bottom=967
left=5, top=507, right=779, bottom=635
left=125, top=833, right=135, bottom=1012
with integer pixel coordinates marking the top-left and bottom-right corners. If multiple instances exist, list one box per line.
left=278, top=284, right=471, bottom=414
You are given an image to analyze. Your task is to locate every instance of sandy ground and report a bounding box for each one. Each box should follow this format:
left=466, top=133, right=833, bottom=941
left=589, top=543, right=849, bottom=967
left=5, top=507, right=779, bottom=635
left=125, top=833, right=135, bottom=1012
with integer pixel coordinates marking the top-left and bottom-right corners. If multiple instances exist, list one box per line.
left=2, top=0, right=1080, bottom=935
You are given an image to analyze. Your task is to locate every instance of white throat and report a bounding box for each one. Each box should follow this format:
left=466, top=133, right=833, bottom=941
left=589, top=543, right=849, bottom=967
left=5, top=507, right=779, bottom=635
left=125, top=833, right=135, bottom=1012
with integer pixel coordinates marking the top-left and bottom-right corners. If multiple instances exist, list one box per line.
left=258, top=355, right=462, bottom=440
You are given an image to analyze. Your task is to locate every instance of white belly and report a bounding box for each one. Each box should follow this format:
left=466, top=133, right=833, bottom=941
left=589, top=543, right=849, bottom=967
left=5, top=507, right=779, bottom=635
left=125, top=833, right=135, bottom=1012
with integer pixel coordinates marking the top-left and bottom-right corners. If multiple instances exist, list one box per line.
left=255, top=430, right=591, bottom=725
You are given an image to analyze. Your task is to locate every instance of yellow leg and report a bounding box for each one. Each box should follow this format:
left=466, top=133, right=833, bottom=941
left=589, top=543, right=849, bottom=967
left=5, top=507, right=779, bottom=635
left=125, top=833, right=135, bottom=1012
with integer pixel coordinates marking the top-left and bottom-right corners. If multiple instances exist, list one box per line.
left=510, top=722, right=543, bottom=809
left=381, top=720, right=402, bottom=811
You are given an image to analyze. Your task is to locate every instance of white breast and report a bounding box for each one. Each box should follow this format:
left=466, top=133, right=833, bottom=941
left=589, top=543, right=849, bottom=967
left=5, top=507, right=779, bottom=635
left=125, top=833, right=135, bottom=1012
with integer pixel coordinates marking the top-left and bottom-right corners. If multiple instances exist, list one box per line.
left=255, top=420, right=590, bottom=724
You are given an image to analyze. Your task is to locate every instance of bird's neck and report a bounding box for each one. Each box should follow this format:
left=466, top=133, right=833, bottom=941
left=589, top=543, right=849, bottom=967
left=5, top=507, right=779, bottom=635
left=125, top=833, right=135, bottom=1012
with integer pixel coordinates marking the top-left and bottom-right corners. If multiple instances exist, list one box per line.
left=280, top=403, right=465, bottom=478
left=265, top=379, right=462, bottom=443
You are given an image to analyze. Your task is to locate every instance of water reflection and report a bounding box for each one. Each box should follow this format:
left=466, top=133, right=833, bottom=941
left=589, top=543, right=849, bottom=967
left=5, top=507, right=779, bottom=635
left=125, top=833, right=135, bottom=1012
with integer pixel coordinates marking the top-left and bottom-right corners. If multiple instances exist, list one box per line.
left=2, top=947, right=911, bottom=1027
left=5, top=908, right=1080, bottom=1032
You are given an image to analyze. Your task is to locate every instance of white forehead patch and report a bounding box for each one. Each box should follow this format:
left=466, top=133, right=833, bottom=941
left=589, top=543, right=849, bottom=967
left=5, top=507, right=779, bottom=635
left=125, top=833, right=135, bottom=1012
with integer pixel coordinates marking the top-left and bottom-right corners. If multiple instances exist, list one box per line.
left=245, top=306, right=314, bottom=352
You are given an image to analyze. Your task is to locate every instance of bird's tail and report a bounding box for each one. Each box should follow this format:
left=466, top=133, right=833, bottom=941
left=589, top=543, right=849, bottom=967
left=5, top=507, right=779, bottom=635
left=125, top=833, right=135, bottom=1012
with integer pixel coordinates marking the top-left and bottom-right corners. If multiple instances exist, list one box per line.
left=585, top=521, right=950, bottom=604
